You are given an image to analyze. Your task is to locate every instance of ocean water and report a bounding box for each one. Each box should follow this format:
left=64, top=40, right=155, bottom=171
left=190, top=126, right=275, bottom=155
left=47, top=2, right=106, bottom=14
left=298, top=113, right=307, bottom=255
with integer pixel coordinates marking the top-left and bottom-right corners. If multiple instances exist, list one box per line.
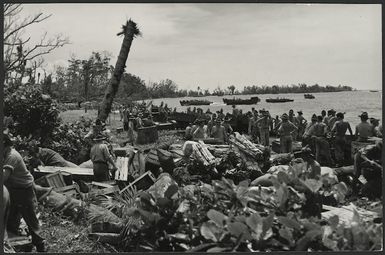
left=145, top=91, right=382, bottom=128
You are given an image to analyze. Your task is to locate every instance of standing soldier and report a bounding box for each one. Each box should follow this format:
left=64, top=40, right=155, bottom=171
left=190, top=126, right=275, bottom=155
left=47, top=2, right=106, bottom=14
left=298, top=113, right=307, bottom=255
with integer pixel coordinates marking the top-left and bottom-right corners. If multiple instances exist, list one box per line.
left=248, top=111, right=259, bottom=143
left=3, top=133, right=47, bottom=252
left=256, top=109, right=271, bottom=146
left=211, top=119, right=228, bottom=144
left=277, top=113, right=298, bottom=153
left=302, top=114, right=317, bottom=151
left=90, top=135, right=118, bottom=181
left=288, top=109, right=299, bottom=141
left=207, top=113, right=217, bottom=137
left=296, top=110, right=307, bottom=140
left=355, top=112, right=374, bottom=142
left=331, top=112, right=353, bottom=166
left=308, top=116, right=333, bottom=167
left=123, top=107, right=129, bottom=132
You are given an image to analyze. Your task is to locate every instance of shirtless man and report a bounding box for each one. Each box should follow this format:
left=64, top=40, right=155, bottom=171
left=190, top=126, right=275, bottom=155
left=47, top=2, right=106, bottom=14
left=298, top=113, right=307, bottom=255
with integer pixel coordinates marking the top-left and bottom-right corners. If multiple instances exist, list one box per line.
left=288, top=109, right=299, bottom=141
left=248, top=111, right=259, bottom=143
left=308, top=115, right=333, bottom=166
left=296, top=111, right=307, bottom=140
left=207, top=113, right=217, bottom=137
left=211, top=119, right=228, bottom=144
left=256, top=109, right=271, bottom=146
left=302, top=114, right=317, bottom=150
left=277, top=113, right=298, bottom=153
left=331, top=112, right=353, bottom=165
left=355, top=112, right=374, bottom=142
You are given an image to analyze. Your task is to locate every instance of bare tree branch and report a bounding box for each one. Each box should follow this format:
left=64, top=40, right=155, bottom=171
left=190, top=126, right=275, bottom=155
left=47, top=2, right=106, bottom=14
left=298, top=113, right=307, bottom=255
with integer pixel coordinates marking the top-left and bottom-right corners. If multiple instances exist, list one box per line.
left=4, top=13, right=52, bottom=41
left=3, top=4, right=70, bottom=81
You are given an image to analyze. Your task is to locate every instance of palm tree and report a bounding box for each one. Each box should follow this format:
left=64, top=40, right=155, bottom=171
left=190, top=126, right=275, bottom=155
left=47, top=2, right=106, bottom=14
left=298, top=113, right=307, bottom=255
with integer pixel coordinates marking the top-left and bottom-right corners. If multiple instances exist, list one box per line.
left=98, top=19, right=141, bottom=121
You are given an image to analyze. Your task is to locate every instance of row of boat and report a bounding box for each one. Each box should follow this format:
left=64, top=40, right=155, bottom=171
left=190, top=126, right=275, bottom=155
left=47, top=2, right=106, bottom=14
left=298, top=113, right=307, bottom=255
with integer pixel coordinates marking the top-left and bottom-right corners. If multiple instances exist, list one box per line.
left=179, top=94, right=316, bottom=106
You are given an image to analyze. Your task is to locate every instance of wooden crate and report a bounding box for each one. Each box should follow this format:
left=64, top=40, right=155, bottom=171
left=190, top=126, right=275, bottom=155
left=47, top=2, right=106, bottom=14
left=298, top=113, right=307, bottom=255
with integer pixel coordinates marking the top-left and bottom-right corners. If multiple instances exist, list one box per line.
left=119, top=171, right=156, bottom=194
left=45, top=171, right=67, bottom=188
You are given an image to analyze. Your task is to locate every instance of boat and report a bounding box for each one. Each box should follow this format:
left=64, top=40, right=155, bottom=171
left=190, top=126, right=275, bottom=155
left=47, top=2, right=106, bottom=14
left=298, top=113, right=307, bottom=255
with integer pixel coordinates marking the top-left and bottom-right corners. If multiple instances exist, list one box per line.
left=370, top=90, right=379, bottom=92
left=304, top=94, right=315, bottom=99
left=266, top=98, right=294, bottom=103
left=179, top=100, right=212, bottom=106
left=222, top=96, right=260, bottom=105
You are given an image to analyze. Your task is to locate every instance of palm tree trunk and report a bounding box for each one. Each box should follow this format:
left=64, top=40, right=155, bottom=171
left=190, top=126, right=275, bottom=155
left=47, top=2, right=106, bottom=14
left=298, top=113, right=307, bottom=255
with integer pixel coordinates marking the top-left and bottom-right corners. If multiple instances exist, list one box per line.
left=98, top=20, right=140, bottom=121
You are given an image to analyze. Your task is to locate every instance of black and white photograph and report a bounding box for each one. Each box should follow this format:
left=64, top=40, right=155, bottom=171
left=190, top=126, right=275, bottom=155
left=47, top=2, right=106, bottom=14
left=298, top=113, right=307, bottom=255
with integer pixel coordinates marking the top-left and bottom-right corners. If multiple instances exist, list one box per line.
left=2, top=2, right=383, bottom=253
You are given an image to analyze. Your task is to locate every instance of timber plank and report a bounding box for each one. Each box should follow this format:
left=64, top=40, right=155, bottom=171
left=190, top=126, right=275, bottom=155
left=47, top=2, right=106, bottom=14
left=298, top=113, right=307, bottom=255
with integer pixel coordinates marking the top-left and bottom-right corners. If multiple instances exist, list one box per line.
left=91, top=181, right=114, bottom=189
left=89, top=186, right=120, bottom=196
left=37, top=166, right=94, bottom=176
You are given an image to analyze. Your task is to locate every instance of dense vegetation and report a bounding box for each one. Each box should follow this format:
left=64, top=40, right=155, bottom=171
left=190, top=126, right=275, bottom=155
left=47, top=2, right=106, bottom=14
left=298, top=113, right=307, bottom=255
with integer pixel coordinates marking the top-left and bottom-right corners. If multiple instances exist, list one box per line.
left=39, top=51, right=353, bottom=104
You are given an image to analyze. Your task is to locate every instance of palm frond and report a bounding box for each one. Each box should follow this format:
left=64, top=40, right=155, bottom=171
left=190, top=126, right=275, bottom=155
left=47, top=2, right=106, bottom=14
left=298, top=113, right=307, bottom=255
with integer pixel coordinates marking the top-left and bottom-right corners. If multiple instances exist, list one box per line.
left=117, top=19, right=142, bottom=37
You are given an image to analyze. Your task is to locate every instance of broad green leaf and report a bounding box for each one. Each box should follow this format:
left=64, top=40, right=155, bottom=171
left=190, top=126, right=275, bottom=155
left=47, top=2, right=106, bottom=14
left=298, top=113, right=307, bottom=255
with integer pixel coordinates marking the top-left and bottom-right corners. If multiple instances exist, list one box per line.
left=207, top=247, right=231, bottom=252
left=200, top=221, right=222, bottom=242
left=277, top=171, right=291, bottom=184
left=276, top=184, right=288, bottom=209
left=207, top=209, right=228, bottom=227
left=279, top=227, right=294, bottom=246
left=227, top=222, right=251, bottom=241
left=305, top=229, right=322, bottom=240
left=300, top=179, right=323, bottom=193
left=238, top=179, right=250, bottom=188
left=352, top=208, right=361, bottom=224
left=263, top=213, right=274, bottom=234
left=278, top=216, right=301, bottom=231
left=246, top=213, right=262, bottom=230
left=176, top=199, right=190, bottom=213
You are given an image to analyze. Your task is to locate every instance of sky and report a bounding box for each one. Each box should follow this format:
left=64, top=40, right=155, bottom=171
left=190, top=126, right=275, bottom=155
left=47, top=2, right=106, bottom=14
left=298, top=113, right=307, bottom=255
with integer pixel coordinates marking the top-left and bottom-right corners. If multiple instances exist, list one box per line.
left=18, top=3, right=382, bottom=91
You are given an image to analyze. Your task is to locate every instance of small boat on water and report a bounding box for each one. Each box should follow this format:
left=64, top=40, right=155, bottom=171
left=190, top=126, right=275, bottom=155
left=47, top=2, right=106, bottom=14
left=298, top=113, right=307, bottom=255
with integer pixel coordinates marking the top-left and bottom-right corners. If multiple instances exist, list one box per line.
left=223, top=96, right=260, bottom=105
left=370, top=90, right=379, bottom=92
left=266, top=98, right=294, bottom=103
left=304, top=94, right=315, bottom=99
left=180, top=100, right=212, bottom=106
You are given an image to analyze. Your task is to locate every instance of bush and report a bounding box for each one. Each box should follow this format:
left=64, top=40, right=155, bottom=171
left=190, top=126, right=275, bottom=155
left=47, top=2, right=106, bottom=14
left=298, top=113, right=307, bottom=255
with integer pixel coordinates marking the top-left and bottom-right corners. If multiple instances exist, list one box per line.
left=4, top=83, right=61, bottom=143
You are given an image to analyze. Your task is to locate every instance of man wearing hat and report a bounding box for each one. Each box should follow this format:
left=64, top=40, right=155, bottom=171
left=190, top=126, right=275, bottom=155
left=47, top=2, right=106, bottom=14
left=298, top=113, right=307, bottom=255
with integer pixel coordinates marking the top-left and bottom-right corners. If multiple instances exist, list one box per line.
left=223, top=116, right=234, bottom=135
left=207, top=113, right=217, bottom=137
left=324, top=109, right=336, bottom=131
left=355, top=112, right=374, bottom=142
left=296, top=110, right=307, bottom=140
left=370, top=118, right=382, bottom=137
left=3, top=133, right=47, bottom=252
left=248, top=110, right=260, bottom=143
left=331, top=112, right=353, bottom=165
left=136, top=113, right=144, bottom=129
left=211, top=118, right=227, bottom=144
left=288, top=109, right=299, bottom=141
left=192, top=119, right=208, bottom=140
left=90, top=134, right=118, bottom=181
left=277, top=113, right=298, bottom=153
left=256, top=109, right=271, bottom=146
